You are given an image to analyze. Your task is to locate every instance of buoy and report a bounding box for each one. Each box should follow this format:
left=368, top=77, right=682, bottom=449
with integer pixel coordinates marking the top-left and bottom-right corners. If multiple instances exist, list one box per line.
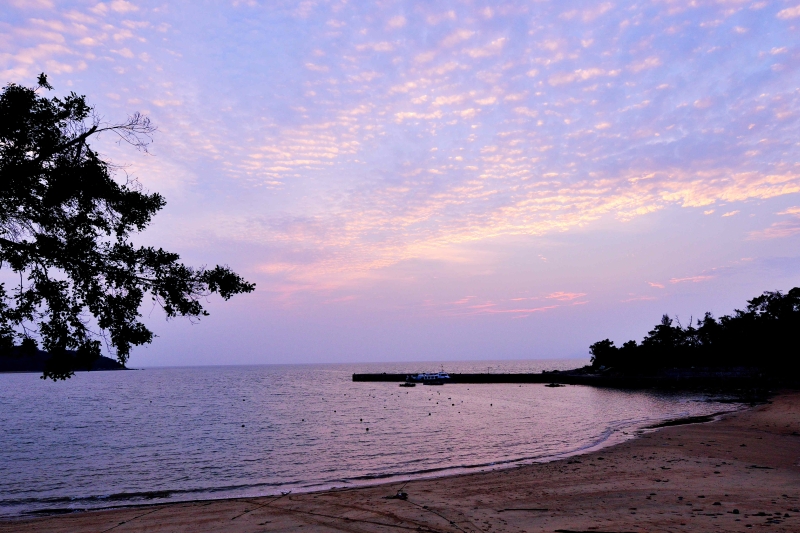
left=366, top=428, right=369, bottom=431
left=242, top=424, right=245, bottom=427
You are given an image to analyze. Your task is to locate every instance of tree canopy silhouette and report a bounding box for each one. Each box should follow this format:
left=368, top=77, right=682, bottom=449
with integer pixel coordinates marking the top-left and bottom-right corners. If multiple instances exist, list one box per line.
left=589, top=287, right=800, bottom=373
left=0, top=74, right=254, bottom=380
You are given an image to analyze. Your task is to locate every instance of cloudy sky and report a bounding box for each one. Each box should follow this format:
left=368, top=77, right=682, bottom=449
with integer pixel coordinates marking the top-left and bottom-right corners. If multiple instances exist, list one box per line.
left=2, top=0, right=800, bottom=367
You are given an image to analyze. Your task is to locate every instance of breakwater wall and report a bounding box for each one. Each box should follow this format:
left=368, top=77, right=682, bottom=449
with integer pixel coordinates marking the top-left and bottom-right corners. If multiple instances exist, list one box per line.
left=353, top=373, right=559, bottom=384
left=352, top=372, right=777, bottom=389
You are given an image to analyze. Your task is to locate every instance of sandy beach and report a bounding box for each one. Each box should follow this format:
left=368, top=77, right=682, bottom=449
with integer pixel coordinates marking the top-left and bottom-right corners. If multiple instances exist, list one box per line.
left=3, top=390, right=800, bottom=533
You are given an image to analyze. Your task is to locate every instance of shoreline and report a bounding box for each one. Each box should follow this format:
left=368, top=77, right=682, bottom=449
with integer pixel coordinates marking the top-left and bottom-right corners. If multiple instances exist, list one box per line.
left=5, top=392, right=799, bottom=532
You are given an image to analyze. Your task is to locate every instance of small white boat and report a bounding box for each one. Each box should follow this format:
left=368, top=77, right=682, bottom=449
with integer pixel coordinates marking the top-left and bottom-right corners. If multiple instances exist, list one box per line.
left=406, top=371, right=451, bottom=385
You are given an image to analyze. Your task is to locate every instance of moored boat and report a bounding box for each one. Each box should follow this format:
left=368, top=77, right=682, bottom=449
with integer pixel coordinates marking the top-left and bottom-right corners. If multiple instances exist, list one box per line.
left=406, top=371, right=451, bottom=385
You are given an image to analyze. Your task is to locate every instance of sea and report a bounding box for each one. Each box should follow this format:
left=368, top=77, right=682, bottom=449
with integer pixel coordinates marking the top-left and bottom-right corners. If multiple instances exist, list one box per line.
left=0, top=360, right=744, bottom=518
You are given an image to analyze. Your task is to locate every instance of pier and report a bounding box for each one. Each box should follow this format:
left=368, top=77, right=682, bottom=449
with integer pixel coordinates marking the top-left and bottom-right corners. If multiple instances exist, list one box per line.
left=351, top=371, right=773, bottom=388
left=352, top=372, right=563, bottom=384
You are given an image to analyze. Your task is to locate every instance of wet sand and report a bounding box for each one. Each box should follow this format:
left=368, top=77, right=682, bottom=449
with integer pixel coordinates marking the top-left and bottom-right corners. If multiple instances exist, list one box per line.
left=4, top=390, right=800, bottom=533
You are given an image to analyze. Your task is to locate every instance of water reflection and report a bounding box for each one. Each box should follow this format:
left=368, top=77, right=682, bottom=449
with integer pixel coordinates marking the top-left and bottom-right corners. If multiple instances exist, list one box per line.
left=0, top=361, right=740, bottom=516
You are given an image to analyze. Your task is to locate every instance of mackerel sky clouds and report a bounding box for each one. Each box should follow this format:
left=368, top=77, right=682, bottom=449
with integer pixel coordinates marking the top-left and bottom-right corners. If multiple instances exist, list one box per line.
left=2, top=0, right=800, bottom=366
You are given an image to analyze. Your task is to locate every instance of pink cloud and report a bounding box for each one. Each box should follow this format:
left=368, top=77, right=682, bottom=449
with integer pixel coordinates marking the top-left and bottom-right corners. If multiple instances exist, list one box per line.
left=446, top=303, right=559, bottom=317
left=484, top=305, right=559, bottom=314
left=748, top=207, right=800, bottom=239
left=777, top=5, right=800, bottom=19
left=621, top=296, right=658, bottom=303
left=749, top=221, right=800, bottom=239
left=669, top=275, right=714, bottom=284
left=546, top=291, right=587, bottom=301
left=648, top=282, right=665, bottom=288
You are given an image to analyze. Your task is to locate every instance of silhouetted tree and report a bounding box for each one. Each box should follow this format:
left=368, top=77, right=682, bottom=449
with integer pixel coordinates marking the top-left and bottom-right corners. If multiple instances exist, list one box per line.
left=589, top=339, right=617, bottom=368
left=0, top=74, right=255, bottom=380
left=588, top=288, right=800, bottom=374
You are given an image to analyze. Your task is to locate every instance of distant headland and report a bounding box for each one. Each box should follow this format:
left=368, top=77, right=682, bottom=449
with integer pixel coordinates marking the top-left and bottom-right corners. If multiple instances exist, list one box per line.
left=0, top=348, right=126, bottom=374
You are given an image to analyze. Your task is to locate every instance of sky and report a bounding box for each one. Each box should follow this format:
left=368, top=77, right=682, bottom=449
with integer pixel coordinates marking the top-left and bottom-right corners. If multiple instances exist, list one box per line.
left=2, top=0, right=800, bottom=367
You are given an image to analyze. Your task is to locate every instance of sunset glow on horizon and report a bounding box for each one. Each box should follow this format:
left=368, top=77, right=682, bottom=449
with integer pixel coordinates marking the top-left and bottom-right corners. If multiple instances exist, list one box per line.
left=3, top=0, right=800, bottom=366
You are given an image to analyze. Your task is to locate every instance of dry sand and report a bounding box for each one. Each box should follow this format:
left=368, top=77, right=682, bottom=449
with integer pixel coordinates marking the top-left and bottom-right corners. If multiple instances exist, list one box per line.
left=4, top=390, right=800, bottom=533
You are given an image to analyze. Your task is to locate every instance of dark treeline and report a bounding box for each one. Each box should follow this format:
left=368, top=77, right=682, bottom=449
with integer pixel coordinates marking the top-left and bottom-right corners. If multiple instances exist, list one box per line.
left=589, top=288, right=800, bottom=373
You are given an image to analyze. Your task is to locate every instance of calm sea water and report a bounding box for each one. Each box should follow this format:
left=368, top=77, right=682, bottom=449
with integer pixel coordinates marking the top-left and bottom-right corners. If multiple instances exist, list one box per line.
left=0, top=360, right=742, bottom=517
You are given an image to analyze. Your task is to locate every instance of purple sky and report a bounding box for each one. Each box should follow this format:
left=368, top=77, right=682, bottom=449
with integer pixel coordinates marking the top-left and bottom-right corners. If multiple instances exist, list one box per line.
left=3, top=0, right=800, bottom=367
